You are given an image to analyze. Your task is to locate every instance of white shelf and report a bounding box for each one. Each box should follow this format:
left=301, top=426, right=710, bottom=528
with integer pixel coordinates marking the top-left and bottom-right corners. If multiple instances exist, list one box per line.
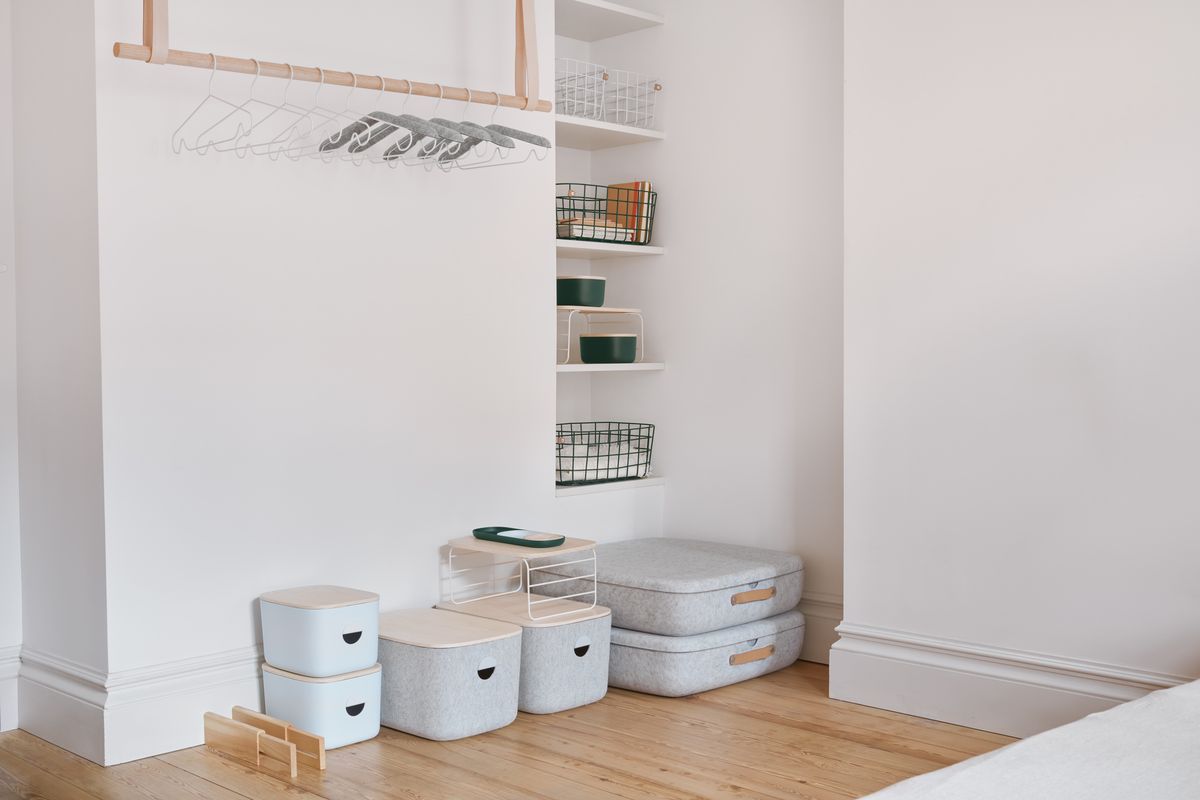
left=555, top=115, right=665, bottom=150
left=556, top=240, right=664, bottom=259
left=555, top=475, right=666, bottom=497
left=557, top=362, right=664, bottom=373
left=554, top=0, right=664, bottom=42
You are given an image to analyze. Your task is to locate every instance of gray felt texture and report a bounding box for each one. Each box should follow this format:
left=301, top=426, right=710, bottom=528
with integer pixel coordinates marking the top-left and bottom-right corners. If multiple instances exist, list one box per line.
left=538, top=538, right=804, bottom=636
left=349, top=113, right=444, bottom=153
left=486, top=123, right=551, bottom=149
left=517, top=614, right=611, bottom=714
left=379, top=634, right=521, bottom=741
left=319, top=115, right=375, bottom=152
left=458, top=121, right=515, bottom=148
left=608, top=610, right=805, bottom=697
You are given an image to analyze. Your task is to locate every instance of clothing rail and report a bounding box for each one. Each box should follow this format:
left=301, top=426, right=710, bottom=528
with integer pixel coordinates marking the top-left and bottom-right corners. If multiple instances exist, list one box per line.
left=112, top=0, right=549, bottom=113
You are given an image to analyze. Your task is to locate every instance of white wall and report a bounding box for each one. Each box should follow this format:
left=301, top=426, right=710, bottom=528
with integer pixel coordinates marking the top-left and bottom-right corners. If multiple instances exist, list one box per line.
left=85, top=0, right=659, bottom=763
left=12, top=0, right=110, bottom=760
left=836, top=0, right=1200, bottom=736
left=583, top=0, right=845, bottom=661
left=9, top=0, right=842, bottom=762
left=0, top=0, right=21, bottom=733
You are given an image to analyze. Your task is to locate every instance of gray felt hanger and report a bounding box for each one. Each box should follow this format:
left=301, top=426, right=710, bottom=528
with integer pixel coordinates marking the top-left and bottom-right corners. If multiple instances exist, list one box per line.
left=319, top=111, right=448, bottom=154
left=431, top=119, right=516, bottom=163
left=318, top=113, right=379, bottom=152
left=484, top=122, right=550, bottom=149
left=381, top=118, right=467, bottom=161
left=347, top=112, right=445, bottom=153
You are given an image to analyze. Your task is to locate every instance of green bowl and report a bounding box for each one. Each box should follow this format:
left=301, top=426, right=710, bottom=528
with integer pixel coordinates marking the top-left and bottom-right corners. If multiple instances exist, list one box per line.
left=579, top=334, right=637, bottom=364
left=557, top=276, right=606, bottom=307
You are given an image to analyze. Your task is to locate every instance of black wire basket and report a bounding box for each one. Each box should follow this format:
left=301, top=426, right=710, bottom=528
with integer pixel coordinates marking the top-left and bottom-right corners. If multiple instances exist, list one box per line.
left=556, top=182, right=657, bottom=245
left=556, top=422, right=655, bottom=485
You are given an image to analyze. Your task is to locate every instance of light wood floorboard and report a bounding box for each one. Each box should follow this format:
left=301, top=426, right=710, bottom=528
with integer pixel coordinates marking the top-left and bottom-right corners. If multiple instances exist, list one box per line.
left=0, top=663, right=1013, bottom=799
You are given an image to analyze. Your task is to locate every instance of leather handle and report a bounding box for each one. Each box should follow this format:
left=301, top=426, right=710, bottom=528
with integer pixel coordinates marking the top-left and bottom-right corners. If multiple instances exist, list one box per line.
left=729, top=645, right=775, bottom=666
left=730, top=586, right=776, bottom=606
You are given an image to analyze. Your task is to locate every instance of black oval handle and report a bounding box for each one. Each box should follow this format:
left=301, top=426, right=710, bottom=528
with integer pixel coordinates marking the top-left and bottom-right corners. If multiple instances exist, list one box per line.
left=345, top=703, right=365, bottom=717
left=573, top=644, right=590, bottom=658
left=342, top=631, right=363, bottom=645
left=477, top=666, right=495, bottom=680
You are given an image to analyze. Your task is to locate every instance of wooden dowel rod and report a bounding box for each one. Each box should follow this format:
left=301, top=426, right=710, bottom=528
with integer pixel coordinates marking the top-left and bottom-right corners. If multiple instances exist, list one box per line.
left=112, top=42, right=553, bottom=113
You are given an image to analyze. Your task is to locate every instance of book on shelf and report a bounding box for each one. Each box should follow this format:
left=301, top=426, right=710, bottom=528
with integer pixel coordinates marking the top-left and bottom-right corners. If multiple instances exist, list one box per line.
left=557, top=220, right=635, bottom=242
left=605, top=181, right=653, bottom=244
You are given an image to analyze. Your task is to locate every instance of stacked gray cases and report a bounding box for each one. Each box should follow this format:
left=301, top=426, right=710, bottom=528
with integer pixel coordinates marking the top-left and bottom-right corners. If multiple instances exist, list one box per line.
left=378, top=609, right=522, bottom=740
left=538, top=538, right=805, bottom=696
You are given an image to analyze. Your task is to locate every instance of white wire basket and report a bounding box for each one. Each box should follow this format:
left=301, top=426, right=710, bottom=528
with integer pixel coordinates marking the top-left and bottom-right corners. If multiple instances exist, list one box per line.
left=555, top=58, right=661, bottom=129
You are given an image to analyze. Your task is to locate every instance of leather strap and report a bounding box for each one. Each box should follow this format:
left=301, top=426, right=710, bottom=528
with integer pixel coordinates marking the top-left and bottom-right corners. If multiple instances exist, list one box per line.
left=729, top=645, right=775, bottom=666
left=143, top=0, right=168, bottom=64
left=514, top=0, right=540, bottom=109
left=730, top=586, right=776, bottom=606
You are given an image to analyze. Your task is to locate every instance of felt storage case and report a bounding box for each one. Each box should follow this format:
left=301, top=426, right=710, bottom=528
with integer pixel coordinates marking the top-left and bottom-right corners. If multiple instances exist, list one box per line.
left=537, top=538, right=803, bottom=637
left=609, top=610, right=805, bottom=697
left=377, top=609, right=522, bottom=741
left=260, top=585, right=380, bottom=678
left=438, top=594, right=611, bottom=714
left=262, top=663, right=381, bottom=749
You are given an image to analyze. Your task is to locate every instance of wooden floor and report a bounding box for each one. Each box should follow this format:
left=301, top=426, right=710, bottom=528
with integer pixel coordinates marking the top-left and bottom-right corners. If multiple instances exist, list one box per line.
left=0, top=663, right=1013, bottom=800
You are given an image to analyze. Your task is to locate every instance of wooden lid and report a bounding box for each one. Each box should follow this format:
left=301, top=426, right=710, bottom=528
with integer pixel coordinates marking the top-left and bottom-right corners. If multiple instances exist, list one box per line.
left=435, top=593, right=610, bottom=628
left=379, top=608, right=521, bottom=648
left=262, top=663, right=381, bottom=683
left=260, top=585, right=379, bottom=610
left=447, top=535, right=597, bottom=557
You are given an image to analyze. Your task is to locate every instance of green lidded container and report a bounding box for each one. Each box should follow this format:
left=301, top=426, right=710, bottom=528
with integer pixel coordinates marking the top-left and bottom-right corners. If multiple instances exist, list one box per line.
left=557, top=276, right=606, bottom=307
left=580, top=334, right=637, bottom=364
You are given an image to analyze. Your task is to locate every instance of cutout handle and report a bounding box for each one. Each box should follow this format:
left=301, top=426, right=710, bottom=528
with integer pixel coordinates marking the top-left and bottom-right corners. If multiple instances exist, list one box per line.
left=729, top=645, right=775, bottom=666
left=342, top=630, right=363, bottom=645
left=345, top=703, right=365, bottom=717
left=730, top=586, right=776, bottom=606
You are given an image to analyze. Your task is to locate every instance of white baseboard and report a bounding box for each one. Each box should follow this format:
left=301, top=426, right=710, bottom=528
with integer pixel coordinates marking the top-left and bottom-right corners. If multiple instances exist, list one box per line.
left=798, top=592, right=843, bottom=665
left=20, top=645, right=264, bottom=765
left=0, top=645, right=20, bottom=732
left=18, top=648, right=107, bottom=763
left=830, top=622, right=1193, bottom=738
left=103, top=645, right=264, bottom=765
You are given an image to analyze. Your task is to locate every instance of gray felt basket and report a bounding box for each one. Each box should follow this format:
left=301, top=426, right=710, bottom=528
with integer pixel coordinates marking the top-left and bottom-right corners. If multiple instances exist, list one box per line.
left=610, top=610, right=806, bottom=697
left=438, top=595, right=612, bottom=714
left=378, top=609, right=522, bottom=740
left=537, top=538, right=804, bottom=636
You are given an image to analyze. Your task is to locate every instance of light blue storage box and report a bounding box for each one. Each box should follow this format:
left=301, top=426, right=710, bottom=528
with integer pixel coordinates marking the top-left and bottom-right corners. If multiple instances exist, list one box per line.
left=262, top=662, right=381, bottom=749
left=259, top=585, right=380, bottom=678
left=438, top=593, right=611, bottom=714
left=378, top=609, right=522, bottom=740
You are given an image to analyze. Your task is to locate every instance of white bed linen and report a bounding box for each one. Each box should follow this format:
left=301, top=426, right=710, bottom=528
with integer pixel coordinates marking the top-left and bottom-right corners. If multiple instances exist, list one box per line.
left=864, top=678, right=1200, bottom=799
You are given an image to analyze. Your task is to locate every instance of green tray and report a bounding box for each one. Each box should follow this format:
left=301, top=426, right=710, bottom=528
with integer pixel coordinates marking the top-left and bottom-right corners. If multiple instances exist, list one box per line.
left=472, top=526, right=566, bottom=548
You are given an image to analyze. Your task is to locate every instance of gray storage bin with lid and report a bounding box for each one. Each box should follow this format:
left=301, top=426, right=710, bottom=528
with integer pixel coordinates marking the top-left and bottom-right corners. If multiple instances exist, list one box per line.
left=536, top=538, right=803, bottom=637
left=610, top=609, right=806, bottom=697
left=378, top=608, right=522, bottom=741
left=438, top=593, right=611, bottom=714
left=259, top=585, right=380, bottom=678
